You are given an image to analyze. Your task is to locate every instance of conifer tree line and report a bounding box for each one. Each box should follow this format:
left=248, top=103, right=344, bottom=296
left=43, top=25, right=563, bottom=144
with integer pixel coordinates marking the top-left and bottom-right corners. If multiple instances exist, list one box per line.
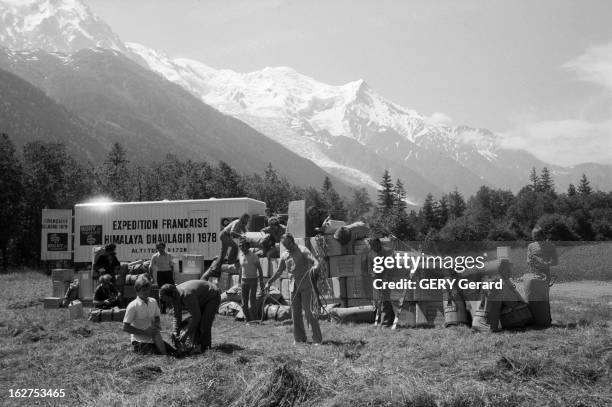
left=0, top=136, right=361, bottom=268
left=368, top=167, right=612, bottom=244
left=1, top=134, right=610, bottom=269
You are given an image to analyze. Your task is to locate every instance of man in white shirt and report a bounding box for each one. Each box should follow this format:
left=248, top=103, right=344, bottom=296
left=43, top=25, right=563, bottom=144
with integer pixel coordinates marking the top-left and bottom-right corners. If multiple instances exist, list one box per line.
left=150, top=242, right=174, bottom=313
left=122, top=276, right=168, bottom=355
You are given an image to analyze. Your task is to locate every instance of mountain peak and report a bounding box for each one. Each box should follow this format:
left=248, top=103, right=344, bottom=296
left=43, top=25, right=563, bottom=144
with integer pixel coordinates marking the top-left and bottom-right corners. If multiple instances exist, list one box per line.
left=0, top=0, right=126, bottom=53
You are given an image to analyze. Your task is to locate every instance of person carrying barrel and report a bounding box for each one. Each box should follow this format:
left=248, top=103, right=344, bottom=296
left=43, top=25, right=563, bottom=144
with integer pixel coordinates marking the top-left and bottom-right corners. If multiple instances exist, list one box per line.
left=367, top=237, right=396, bottom=327
left=202, top=213, right=250, bottom=280
left=260, top=216, right=286, bottom=259
left=264, top=233, right=322, bottom=344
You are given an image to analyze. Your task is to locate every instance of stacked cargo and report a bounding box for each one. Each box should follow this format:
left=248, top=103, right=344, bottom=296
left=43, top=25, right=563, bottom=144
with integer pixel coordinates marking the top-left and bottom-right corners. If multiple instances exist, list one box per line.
left=46, top=269, right=74, bottom=307
left=310, top=221, right=372, bottom=307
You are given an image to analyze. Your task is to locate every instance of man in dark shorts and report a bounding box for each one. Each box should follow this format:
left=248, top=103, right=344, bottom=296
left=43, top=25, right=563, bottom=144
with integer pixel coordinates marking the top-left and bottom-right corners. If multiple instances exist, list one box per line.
left=160, top=279, right=221, bottom=352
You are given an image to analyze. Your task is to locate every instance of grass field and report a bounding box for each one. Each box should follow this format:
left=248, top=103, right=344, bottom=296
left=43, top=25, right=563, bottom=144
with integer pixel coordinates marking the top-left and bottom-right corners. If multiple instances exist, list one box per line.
left=0, top=271, right=610, bottom=407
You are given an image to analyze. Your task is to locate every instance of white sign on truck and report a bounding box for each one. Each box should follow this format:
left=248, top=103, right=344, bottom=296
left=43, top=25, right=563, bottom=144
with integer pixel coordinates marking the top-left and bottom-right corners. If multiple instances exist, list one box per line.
left=73, top=198, right=265, bottom=262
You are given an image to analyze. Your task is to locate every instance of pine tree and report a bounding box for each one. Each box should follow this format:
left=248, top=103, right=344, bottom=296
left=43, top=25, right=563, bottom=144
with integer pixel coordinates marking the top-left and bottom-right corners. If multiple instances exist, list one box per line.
left=422, top=193, right=437, bottom=231
left=20, top=141, right=93, bottom=264
left=377, top=169, right=395, bottom=213
left=321, top=176, right=346, bottom=220
left=0, top=134, right=24, bottom=270
left=98, top=142, right=131, bottom=201
left=529, top=167, right=540, bottom=191
left=393, top=178, right=407, bottom=213
left=347, top=187, right=373, bottom=221
left=435, top=196, right=449, bottom=229
left=577, top=174, right=592, bottom=196
left=215, top=161, right=244, bottom=198
left=447, top=189, right=467, bottom=219
left=540, top=167, right=554, bottom=193
left=567, top=183, right=577, bottom=197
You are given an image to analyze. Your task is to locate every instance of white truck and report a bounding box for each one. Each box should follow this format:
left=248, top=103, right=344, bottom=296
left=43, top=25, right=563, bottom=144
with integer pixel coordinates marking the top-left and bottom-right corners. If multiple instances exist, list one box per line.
left=42, top=197, right=266, bottom=264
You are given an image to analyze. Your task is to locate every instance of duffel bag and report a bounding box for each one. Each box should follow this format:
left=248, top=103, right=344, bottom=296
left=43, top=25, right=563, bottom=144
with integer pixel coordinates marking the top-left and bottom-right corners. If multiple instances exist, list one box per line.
left=329, top=305, right=376, bottom=324
left=263, top=304, right=291, bottom=321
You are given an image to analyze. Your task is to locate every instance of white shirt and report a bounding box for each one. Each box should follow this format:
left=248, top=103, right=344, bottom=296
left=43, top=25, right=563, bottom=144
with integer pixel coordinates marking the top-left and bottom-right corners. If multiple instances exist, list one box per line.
left=150, top=252, right=173, bottom=272
left=123, top=296, right=160, bottom=343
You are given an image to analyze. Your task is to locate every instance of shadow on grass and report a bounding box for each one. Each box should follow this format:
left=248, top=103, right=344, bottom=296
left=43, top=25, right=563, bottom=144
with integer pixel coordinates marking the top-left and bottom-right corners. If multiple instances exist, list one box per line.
left=213, top=342, right=245, bottom=354
left=6, top=299, right=42, bottom=309
left=322, top=339, right=367, bottom=347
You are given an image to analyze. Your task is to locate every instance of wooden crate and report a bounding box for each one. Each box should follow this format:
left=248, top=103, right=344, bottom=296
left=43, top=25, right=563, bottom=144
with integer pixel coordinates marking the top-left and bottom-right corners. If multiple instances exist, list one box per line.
left=329, top=255, right=358, bottom=278
left=44, top=297, right=62, bottom=309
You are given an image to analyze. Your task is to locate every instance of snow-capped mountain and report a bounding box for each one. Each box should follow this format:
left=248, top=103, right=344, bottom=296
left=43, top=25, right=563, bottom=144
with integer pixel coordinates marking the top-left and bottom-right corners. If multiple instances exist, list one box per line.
left=1, top=0, right=609, bottom=202
left=0, top=0, right=126, bottom=53
left=129, top=43, right=514, bottom=199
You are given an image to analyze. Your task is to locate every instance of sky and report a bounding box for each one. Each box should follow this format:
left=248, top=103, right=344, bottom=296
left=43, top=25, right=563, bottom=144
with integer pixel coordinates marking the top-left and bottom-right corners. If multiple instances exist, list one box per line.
left=87, top=0, right=612, bottom=167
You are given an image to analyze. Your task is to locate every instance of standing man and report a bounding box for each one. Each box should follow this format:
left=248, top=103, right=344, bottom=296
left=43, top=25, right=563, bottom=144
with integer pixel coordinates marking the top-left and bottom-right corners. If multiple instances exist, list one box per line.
left=159, top=280, right=221, bottom=352
left=93, top=244, right=120, bottom=280
left=203, top=213, right=250, bottom=279
left=150, top=242, right=174, bottom=313
left=237, top=237, right=265, bottom=322
left=524, top=226, right=558, bottom=327
left=367, top=237, right=395, bottom=327
left=264, top=233, right=322, bottom=344
left=122, top=276, right=168, bottom=355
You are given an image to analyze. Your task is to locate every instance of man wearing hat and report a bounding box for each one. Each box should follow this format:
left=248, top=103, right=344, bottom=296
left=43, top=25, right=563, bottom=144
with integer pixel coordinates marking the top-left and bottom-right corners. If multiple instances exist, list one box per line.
left=150, top=242, right=174, bottom=314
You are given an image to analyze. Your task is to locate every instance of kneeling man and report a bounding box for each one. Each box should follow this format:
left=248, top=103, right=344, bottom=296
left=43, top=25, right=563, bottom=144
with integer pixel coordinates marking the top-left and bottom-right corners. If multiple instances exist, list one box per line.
left=122, top=276, right=168, bottom=355
left=160, top=280, right=221, bottom=352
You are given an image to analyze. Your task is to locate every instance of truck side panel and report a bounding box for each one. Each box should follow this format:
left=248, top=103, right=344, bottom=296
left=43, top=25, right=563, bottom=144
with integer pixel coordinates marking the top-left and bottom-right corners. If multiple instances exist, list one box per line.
left=74, top=199, right=264, bottom=262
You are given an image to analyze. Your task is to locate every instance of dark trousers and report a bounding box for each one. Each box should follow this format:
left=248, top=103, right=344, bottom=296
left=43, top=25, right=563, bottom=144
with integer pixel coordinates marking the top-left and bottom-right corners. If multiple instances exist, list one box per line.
left=241, top=278, right=259, bottom=321
left=157, top=270, right=174, bottom=313
left=215, top=234, right=238, bottom=272
left=197, top=292, right=221, bottom=349
left=374, top=288, right=395, bottom=326
left=291, top=287, right=322, bottom=343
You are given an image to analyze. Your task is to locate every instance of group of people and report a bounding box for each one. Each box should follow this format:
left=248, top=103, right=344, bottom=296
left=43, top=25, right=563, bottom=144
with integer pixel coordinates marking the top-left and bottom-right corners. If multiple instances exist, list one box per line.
left=93, top=210, right=559, bottom=356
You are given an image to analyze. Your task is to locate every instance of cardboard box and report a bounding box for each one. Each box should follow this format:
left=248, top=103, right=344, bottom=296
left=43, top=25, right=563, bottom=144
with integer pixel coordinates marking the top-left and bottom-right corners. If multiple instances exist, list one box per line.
left=329, top=254, right=367, bottom=278
left=51, top=268, right=74, bottom=282
left=324, top=277, right=342, bottom=299
left=343, top=274, right=373, bottom=299
left=44, top=297, right=62, bottom=309
left=68, top=300, right=83, bottom=319
left=260, top=258, right=281, bottom=278
left=52, top=280, right=70, bottom=298
left=329, top=255, right=356, bottom=278
left=123, top=285, right=136, bottom=299
left=78, top=270, right=94, bottom=300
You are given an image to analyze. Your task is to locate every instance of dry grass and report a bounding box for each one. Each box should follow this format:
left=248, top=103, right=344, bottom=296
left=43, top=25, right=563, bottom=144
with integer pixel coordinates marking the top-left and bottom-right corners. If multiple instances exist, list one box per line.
left=0, top=271, right=610, bottom=407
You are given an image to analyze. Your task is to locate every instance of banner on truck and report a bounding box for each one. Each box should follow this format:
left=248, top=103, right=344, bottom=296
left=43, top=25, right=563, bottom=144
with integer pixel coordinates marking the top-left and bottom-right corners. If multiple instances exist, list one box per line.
left=41, top=209, right=72, bottom=260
